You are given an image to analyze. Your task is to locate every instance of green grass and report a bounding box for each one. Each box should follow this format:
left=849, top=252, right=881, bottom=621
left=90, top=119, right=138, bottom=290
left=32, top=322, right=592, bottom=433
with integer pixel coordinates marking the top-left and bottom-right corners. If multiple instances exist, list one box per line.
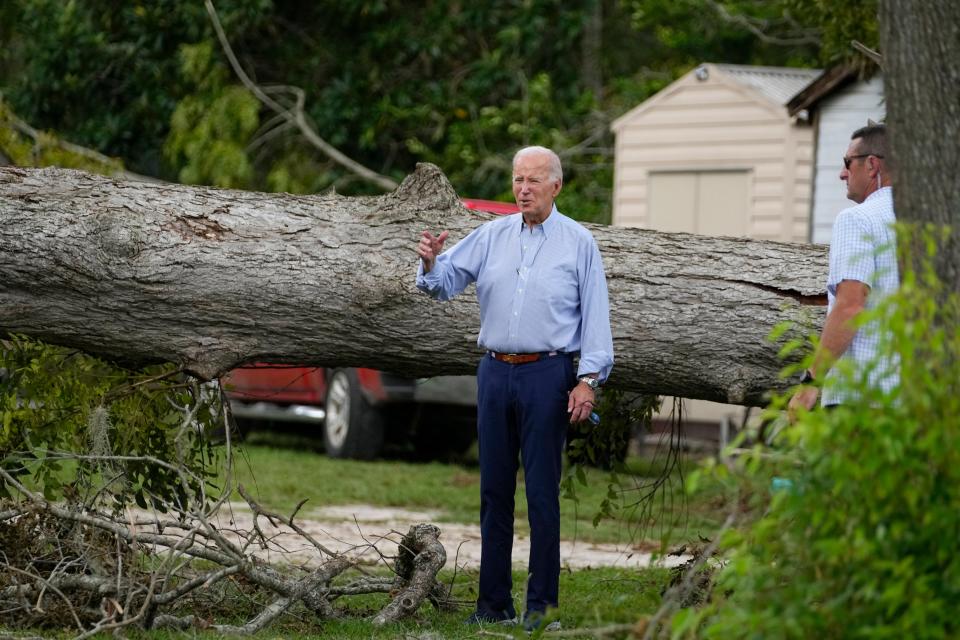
left=112, top=566, right=666, bottom=639
left=217, top=432, right=732, bottom=548
left=11, top=564, right=667, bottom=639
left=4, top=432, right=728, bottom=639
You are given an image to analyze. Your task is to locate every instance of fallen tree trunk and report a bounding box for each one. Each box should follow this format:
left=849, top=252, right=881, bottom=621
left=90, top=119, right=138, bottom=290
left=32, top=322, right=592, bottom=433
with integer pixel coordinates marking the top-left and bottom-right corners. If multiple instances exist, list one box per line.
left=0, top=164, right=826, bottom=406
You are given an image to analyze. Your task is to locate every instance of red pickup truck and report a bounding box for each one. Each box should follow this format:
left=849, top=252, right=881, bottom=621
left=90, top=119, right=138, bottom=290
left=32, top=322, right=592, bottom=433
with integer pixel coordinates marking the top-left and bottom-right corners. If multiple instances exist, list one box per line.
left=222, top=198, right=518, bottom=460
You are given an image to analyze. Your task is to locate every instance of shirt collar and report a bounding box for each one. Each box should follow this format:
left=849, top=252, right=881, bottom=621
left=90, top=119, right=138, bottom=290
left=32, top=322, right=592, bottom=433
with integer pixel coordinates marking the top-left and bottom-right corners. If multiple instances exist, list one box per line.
left=865, top=186, right=892, bottom=203
left=517, top=204, right=560, bottom=236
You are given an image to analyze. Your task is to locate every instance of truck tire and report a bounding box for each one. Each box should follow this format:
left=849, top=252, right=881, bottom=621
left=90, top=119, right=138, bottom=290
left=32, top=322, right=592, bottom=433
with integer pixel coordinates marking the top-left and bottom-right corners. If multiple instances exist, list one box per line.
left=323, top=368, right=385, bottom=459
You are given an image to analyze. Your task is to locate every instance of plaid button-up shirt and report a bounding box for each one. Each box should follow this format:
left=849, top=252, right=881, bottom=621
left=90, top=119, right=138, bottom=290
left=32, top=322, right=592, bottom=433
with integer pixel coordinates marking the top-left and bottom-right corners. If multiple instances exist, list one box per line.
left=822, top=187, right=899, bottom=406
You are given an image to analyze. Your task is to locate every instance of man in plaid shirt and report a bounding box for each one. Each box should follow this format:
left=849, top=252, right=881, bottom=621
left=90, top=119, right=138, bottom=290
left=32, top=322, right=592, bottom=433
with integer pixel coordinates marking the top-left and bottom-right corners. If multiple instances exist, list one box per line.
left=789, top=124, right=899, bottom=419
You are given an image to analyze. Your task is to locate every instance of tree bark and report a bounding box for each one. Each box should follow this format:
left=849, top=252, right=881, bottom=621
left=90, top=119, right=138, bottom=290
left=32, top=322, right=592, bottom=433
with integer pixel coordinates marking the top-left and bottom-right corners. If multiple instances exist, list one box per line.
left=372, top=523, right=448, bottom=626
left=878, top=0, right=960, bottom=290
left=0, top=164, right=826, bottom=406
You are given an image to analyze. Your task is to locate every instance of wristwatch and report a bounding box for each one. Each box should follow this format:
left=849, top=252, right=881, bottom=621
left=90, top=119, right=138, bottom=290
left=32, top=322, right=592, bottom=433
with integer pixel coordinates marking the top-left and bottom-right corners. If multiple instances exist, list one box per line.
left=578, top=376, right=600, bottom=390
left=799, top=369, right=815, bottom=385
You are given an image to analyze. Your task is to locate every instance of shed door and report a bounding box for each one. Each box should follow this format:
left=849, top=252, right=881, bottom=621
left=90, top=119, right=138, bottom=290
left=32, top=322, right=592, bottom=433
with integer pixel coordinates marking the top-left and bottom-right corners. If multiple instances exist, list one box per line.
left=648, top=170, right=750, bottom=237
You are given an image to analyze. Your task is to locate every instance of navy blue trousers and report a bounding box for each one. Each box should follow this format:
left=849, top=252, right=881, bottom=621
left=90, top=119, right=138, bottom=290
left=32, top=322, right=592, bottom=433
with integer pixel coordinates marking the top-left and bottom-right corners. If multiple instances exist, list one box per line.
left=475, top=352, right=575, bottom=617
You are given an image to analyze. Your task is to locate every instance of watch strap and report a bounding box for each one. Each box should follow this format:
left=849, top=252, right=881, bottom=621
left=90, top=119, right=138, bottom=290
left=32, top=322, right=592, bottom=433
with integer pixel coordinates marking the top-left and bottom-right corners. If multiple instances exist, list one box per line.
left=578, top=376, right=600, bottom=390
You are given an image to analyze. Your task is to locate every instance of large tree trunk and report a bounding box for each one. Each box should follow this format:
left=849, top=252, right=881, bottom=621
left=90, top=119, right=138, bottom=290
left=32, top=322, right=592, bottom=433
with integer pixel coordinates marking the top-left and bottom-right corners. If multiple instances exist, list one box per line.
left=879, top=0, right=960, bottom=290
left=0, top=164, right=826, bottom=406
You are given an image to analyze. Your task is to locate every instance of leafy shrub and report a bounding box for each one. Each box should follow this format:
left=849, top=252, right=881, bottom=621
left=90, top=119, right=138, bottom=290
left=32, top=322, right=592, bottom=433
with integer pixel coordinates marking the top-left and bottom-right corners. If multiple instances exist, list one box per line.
left=0, top=335, right=223, bottom=512
left=164, top=41, right=260, bottom=189
left=675, top=227, right=960, bottom=639
left=563, top=390, right=661, bottom=527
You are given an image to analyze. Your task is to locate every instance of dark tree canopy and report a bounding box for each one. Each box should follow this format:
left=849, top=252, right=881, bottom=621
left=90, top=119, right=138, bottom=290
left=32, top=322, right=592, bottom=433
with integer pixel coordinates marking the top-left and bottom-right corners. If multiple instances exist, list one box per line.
left=0, top=0, right=821, bottom=222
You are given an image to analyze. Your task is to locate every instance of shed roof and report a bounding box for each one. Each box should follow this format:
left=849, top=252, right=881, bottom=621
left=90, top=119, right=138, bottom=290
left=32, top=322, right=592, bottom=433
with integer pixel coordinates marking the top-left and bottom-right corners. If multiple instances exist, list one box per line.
left=611, top=63, right=820, bottom=132
left=713, top=64, right=821, bottom=106
left=786, top=62, right=881, bottom=116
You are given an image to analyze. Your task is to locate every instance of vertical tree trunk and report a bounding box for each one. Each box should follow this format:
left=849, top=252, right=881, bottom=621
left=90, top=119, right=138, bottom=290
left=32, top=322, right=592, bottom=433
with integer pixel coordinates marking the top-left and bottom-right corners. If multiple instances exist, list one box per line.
left=580, top=0, right=604, bottom=101
left=878, top=1, right=960, bottom=290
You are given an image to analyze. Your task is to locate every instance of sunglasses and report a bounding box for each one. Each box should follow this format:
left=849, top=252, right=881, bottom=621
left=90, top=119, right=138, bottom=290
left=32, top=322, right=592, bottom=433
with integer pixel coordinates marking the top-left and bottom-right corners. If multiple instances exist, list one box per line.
left=843, top=153, right=884, bottom=169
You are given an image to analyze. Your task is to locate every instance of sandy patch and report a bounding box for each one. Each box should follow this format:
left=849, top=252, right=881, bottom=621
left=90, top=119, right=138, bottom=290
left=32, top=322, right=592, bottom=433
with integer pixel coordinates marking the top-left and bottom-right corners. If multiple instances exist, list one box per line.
left=195, top=503, right=690, bottom=570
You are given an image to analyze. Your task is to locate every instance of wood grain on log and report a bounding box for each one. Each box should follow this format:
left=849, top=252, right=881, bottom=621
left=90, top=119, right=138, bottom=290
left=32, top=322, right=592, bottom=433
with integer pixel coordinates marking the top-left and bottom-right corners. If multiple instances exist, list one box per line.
left=0, top=164, right=826, bottom=405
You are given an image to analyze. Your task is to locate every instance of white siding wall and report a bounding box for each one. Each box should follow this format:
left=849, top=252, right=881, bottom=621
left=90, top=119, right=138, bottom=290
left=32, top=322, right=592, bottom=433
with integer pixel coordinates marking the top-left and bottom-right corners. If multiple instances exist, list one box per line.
left=810, top=75, right=885, bottom=243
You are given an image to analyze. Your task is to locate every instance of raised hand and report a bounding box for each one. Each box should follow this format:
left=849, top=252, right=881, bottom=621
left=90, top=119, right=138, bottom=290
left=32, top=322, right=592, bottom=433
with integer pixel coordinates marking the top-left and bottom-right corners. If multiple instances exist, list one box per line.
left=417, top=230, right=448, bottom=273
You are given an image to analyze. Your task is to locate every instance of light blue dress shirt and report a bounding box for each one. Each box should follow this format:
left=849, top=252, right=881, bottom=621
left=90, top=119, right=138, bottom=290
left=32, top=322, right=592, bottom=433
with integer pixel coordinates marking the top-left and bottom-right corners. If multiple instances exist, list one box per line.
left=416, top=206, right=614, bottom=381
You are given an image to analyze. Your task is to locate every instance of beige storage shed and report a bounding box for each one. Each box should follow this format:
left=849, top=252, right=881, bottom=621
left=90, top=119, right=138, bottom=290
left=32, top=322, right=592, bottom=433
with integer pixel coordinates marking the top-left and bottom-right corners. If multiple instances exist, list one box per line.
left=610, top=63, right=820, bottom=441
left=611, top=63, right=820, bottom=243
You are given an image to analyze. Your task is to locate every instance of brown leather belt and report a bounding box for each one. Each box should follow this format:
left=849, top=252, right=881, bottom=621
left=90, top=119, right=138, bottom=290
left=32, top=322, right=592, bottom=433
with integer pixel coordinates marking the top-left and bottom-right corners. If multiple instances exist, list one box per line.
left=489, top=351, right=559, bottom=364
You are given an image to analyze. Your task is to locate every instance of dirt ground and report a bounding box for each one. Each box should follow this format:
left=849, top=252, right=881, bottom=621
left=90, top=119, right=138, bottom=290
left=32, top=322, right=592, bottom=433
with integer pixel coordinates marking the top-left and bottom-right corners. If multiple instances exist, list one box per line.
left=204, top=503, right=691, bottom=570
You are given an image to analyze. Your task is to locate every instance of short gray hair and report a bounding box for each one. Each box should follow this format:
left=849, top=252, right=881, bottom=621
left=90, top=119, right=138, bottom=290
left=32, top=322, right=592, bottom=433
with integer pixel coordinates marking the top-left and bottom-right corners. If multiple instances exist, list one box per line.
left=851, top=123, right=888, bottom=159
left=513, top=146, right=563, bottom=181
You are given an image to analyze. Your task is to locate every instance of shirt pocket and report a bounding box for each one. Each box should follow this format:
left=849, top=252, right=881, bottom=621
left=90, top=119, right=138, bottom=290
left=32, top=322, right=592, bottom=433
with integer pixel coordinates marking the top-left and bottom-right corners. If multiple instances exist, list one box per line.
left=541, top=260, right=579, bottom=316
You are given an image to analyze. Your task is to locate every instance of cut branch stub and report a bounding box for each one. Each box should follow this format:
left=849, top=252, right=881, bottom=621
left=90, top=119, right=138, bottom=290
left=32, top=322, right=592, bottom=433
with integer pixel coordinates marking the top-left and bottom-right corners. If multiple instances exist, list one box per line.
left=372, top=523, right=448, bottom=626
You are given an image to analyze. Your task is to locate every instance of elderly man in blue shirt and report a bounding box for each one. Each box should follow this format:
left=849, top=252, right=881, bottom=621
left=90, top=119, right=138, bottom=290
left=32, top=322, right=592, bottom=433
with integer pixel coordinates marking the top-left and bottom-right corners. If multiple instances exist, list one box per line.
left=416, top=146, right=614, bottom=632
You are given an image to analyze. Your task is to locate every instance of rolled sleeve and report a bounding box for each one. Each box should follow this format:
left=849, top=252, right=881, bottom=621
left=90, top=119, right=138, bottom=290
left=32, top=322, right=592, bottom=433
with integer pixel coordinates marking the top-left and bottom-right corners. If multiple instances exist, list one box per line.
left=416, top=260, right=445, bottom=298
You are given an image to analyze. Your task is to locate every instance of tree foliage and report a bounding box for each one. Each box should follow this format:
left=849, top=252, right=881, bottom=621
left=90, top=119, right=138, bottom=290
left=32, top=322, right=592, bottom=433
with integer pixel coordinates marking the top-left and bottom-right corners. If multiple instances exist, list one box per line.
left=786, top=0, right=878, bottom=63
left=0, top=0, right=822, bottom=221
left=0, top=336, right=221, bottom=512
left=164, top=41, right=260, bottom=188
left=673, top=229, right=960, bottom=638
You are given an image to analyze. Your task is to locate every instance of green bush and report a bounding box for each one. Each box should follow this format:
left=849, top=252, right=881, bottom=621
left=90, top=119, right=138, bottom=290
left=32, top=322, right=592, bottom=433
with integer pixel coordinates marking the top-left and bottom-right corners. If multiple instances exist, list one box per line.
left=0, top=335, right=222, bottom=512
left=676, top=227, right=960, bottom=639
left=563, top=389, right=662, bottom=530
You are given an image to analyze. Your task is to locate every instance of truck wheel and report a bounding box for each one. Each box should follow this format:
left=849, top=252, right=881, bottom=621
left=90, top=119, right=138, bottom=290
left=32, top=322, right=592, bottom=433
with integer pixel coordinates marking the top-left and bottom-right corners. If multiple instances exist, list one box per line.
left=323, top=369, right=384, bottom=459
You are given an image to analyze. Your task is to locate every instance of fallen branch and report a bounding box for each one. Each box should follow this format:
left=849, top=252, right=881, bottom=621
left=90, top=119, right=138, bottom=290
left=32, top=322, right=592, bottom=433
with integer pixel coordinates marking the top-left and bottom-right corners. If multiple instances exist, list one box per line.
left=641, top=512, right=736, bottom=640
left=0, top=440, right=455, bottom=637
left=373, top=523, right=448, bottom=625
left=237, top=484, right=338, bottom=559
